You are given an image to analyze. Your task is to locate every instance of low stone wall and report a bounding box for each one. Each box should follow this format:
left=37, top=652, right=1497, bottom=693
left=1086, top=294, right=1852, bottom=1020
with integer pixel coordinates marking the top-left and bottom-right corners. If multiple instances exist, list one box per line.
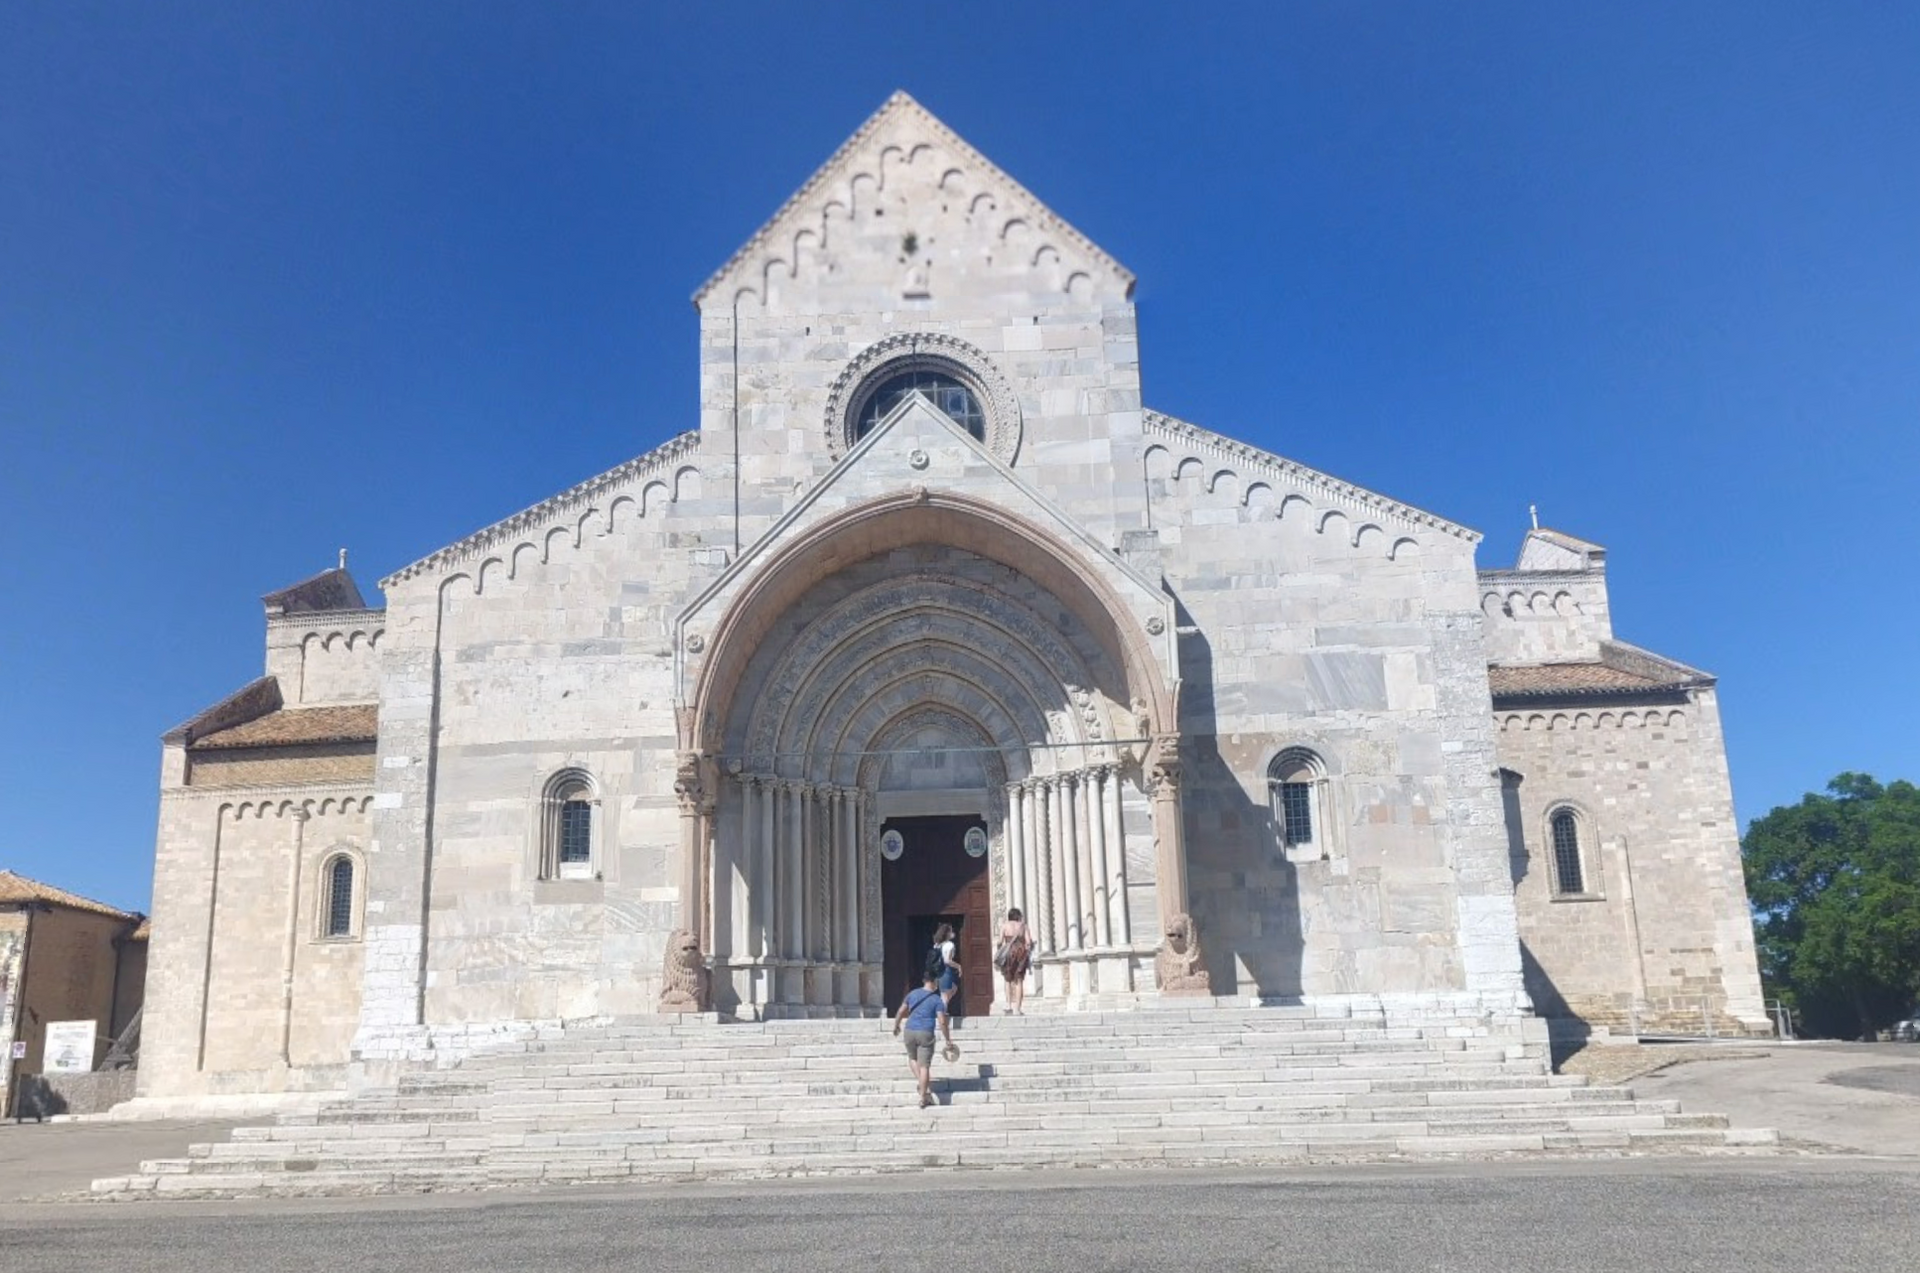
left=11, top=1071, right=137, bottom=1118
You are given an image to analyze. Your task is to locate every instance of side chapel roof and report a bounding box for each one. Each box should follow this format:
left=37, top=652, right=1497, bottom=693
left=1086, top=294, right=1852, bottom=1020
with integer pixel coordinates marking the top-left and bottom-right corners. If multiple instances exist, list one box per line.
left=0, top=870, right=142, bottom=922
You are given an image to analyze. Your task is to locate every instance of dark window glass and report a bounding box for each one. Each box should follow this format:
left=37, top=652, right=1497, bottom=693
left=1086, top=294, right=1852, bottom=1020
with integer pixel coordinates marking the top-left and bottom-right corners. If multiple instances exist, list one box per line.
left=1551, top=811, right=1584, bottom=894
left=560, top=799, right=593, bottom=865
left=1278, top=781, right=1315, bottom=846
left=854, top=371, right=985, bottom=441
left=326, top=857, right=354, bottom=937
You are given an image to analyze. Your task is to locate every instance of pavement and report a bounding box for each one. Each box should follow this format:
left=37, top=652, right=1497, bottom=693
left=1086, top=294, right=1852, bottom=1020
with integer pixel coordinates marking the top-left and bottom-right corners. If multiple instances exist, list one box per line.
left=1633, top=1040, right=1920, bottom=1156
left=0, top=1041, right=1915, bottom=1271
left=1, top=1159, right=1918, bottom=1272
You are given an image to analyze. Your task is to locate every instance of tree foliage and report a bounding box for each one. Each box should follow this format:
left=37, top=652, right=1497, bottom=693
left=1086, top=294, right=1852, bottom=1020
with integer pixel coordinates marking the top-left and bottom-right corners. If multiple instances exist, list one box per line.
left=1743, top=774, right=1920, bottom=1039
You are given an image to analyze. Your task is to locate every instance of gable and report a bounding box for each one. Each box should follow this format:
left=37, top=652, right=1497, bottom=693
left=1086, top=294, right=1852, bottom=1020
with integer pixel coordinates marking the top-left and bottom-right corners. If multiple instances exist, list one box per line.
left=696, top=92, right=1133, bottom=312
left=676, top=393, right=1178, bottom=711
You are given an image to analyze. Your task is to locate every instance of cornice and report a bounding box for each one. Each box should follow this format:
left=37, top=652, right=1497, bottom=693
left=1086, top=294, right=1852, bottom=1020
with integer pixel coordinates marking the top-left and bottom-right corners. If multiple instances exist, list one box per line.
left=381, top=431, right=701, bottom=590
left=1141, top=411, right=1479, bottom=543
left=693, top=91, right=1133, bottom=308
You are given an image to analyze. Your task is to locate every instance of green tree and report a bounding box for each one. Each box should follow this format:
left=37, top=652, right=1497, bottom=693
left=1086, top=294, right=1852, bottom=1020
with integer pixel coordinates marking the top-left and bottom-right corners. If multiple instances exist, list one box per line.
left=1743, top=774, right=1920, bottom=1039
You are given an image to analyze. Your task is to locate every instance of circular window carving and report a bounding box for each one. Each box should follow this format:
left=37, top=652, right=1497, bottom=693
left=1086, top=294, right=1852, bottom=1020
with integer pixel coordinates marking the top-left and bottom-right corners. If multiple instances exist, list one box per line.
left=824, top=334, right=1023, bottom=464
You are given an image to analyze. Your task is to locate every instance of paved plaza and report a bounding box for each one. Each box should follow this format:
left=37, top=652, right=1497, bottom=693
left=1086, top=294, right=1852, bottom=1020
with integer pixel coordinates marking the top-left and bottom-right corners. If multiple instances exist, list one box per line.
left=1, top=1043, right=1917, bottom=1271
left=0, top=1160, right=1916, bottom=1273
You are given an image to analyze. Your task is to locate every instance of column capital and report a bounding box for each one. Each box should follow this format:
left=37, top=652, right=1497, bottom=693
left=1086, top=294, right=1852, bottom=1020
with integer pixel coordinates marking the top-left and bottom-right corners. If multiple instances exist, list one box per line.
left=674, top=750, right=713, bottom=814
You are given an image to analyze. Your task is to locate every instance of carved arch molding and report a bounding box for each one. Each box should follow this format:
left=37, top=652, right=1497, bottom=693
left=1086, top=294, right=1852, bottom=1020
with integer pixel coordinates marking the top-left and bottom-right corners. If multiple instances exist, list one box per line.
left=823, top=333, right=1023, bottom=465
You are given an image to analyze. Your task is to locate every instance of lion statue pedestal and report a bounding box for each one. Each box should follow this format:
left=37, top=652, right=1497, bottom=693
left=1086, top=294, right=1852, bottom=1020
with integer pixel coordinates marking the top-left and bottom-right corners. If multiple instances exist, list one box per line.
left=657, top=928, right=711, bottom=1013
left=1155, top=912, right=1211, bottom=996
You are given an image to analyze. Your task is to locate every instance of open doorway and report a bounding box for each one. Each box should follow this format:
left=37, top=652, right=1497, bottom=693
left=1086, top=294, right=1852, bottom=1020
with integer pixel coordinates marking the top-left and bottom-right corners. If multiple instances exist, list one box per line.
left=880, top=814, right=993, bottom=1017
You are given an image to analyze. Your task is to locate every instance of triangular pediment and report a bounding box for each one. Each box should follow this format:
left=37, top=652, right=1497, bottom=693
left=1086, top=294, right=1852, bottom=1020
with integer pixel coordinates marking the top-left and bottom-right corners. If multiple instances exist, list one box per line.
left=676, top=394, right=1176, bottom=700
left=695, top=91, right=1133, bottom=309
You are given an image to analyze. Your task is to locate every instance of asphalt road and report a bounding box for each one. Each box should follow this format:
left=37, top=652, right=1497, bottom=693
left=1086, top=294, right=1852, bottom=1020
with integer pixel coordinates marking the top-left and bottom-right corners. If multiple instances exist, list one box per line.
left=3, top=1160, right=1918, bottom=1273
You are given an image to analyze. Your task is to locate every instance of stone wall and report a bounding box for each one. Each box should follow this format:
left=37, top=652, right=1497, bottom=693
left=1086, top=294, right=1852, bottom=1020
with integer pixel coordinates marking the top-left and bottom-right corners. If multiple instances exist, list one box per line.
left=1496, top=689, right=1770, bottom=1035
left=140, top=788, right=370, bottom=1097
left=264, top=610, right=384, bottom=705
left=1138, top=419, right=1525, bottom=1008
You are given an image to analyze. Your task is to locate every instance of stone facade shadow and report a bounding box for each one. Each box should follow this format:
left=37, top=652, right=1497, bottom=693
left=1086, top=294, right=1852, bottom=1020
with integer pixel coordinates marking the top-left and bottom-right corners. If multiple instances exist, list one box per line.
left=1175, top=613, right=1306, bottom=1000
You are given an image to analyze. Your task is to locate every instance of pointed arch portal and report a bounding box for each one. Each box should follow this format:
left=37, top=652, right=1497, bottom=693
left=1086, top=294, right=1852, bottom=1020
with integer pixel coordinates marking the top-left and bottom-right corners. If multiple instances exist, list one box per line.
left=679, top=493, right=1191, bottom=1015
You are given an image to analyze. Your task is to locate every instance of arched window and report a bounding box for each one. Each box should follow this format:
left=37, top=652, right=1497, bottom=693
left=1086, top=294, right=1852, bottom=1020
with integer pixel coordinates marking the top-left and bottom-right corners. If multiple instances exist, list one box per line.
left=1267, top=748, right=1328, bottom=858
left=1550, top=808, right=1586, bottom=895
left=321, top=854, right=356, bottom=939
left=851, top=368, right=986, bottom=442
left=541, top=769, right=599, bottom=880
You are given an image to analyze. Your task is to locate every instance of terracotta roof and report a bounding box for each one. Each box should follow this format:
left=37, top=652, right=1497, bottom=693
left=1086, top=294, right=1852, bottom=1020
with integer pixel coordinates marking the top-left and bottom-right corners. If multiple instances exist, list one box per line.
left=189, top=704, right=379, bottom=750
left=1488, top=663, right=1676, bottom=696
left=0, top=871, right=141, bottom=921
left=1489, top=642, right=1708, bottom=702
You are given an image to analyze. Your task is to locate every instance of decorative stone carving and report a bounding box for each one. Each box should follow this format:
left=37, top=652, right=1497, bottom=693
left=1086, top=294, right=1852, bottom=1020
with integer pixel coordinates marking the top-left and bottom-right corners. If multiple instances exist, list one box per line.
left=1155, top=913, right=1210, bottom=995
left=685, top=633, right=706, bottom=653
left=1144, top=615, right=1165, bottom=635
left=821, top=332, right=1023, bottom=464
left=1148, top=744, right=1182, bottom=799
left=673, top=751, right=708, bottom=813
left=908, top=448, right=930, bottom=470
left=657, top=928, right=711, bottom=1012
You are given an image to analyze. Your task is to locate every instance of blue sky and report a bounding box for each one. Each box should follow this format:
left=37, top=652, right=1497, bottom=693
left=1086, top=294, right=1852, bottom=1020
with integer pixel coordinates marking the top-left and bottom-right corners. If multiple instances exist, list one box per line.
left=3, top=3, right=1915, bottom=913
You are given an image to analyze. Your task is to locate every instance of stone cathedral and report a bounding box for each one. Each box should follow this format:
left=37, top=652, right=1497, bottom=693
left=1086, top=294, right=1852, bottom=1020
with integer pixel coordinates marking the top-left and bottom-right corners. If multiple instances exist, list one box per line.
left=139, top=94, right=1768, bottom=1104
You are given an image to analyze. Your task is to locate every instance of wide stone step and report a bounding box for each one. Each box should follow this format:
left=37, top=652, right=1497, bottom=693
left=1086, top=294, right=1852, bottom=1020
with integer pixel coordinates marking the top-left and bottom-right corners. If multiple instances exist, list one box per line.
left=97, top=1121, right=1778, bottom=1199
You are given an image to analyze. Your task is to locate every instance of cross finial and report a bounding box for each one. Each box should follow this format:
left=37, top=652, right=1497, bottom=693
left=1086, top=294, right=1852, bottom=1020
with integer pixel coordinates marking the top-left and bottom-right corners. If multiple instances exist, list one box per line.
left=338, top=547, right=348, bottom=571
left=1528, top=504, right=1539, bottom=530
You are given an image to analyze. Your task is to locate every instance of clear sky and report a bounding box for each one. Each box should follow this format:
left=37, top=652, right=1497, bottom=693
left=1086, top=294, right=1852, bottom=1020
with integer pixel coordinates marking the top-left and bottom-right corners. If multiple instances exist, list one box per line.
left=3, top=3, right=1915, bottom=913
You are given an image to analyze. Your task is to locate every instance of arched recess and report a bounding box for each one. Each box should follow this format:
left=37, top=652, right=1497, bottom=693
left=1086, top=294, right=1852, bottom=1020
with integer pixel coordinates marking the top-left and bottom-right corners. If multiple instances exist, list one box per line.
left=685, top=490, right=1177, bottom=755
left=690, top=493, right=1177, bottom=1017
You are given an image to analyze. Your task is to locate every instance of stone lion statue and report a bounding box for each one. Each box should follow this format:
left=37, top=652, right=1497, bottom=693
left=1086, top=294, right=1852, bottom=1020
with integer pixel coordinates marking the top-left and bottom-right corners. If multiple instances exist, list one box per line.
left=1155, top=912, right=1211, bottom=995
left=658, top=928, right=711, bottom=1013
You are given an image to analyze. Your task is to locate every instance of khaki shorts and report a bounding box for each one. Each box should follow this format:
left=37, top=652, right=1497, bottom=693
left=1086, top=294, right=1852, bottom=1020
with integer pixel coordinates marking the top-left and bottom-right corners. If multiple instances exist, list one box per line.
left=902, top=1029, right=935, bottom=1064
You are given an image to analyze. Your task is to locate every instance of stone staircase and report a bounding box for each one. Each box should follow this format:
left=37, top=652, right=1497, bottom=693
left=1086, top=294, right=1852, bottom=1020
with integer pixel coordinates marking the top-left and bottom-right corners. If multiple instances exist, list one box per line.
left=91, top=1004, right=1775, bottom=1198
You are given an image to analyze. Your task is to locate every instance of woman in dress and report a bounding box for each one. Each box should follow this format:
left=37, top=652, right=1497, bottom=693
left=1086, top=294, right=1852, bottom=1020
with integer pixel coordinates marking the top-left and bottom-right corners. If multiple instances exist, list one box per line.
left=997, top=907, right=1032, bottom=1015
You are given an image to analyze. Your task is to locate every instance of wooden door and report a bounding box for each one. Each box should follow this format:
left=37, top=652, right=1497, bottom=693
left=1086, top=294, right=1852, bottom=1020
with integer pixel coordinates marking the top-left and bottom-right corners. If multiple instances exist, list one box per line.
left=879, top=814, right=992, bottom=1017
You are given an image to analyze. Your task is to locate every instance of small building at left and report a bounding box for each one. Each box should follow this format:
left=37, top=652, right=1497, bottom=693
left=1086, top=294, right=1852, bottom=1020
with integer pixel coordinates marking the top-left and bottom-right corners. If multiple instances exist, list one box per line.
left=0, top=871, right=147, bottom=1117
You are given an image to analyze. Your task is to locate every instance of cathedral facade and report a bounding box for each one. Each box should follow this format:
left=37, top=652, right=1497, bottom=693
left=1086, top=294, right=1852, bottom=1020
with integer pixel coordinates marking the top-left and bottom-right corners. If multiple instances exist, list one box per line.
left=138, top=94, right=1768, bottom=1102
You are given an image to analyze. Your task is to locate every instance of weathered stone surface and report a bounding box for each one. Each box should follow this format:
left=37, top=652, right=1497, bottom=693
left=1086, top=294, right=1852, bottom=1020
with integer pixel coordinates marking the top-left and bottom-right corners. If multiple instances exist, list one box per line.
left=136, top=92, right=1766, bottom=1106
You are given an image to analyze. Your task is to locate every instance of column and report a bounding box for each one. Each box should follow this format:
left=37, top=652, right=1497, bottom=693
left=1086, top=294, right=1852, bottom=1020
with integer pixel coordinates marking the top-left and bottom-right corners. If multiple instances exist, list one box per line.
left=1062, top=773, right=1084, bottom=950
left=673, top=753, right=708, bottom=941
left=1103, top=766, right=1131, bottom=946
left=1006, top=783, right=1028, bottom=923
left=1028, top=778, right=1052, bottom=955
left=1149, top=743, right=1190, bottom=925
left=782, top=780, right=804, bottom=960
left=1046, top=777, right=1068, bottom=954
left=1087, top=767, right=1111, bottom=948
left=837, top=788, right=858, bottom=961
left=755, top=777, right=776, bottom=958
left=665, top=752, right=713, bottom=1012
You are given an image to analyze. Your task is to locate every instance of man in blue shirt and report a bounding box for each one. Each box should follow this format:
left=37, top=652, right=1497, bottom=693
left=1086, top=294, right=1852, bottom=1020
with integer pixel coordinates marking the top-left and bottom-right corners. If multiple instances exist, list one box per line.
left=892, top=970, right=955, bottom=1108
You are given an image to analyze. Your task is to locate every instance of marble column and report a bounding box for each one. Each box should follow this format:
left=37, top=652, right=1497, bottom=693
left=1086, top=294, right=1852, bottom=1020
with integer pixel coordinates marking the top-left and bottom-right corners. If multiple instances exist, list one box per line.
left=1062, top=772, right=1085, bottom=950
left=782, top=780, right=804, bottom=961
left=1006, top=783, right=1028, bottom=922
left=1103, top=767, right=1131, bottom=946
left=1087, top=766, right=1111, bottom=948
left=755, top=777, right=775, bottom=957
left=1046, top=777, right=1068, bottom=954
